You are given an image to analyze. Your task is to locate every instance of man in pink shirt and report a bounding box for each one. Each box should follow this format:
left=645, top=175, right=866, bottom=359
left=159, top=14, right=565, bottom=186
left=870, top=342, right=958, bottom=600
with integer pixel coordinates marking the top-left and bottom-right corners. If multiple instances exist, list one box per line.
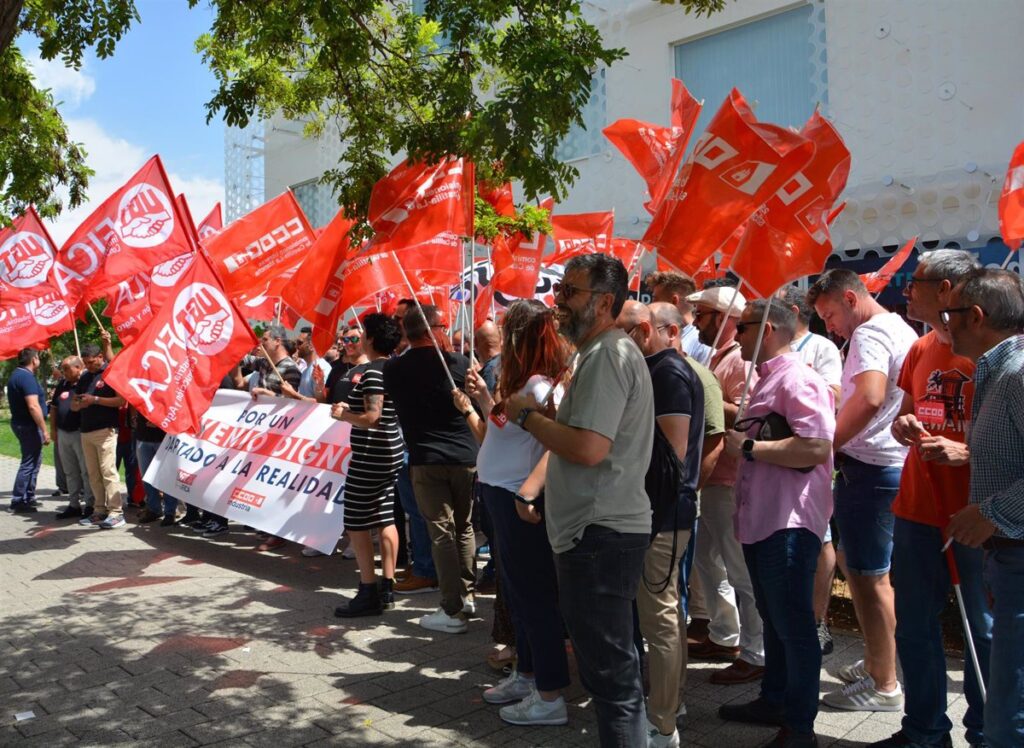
left=719, top=298, right=835, bottom=747
left=686, top=285, right=765, bottom=684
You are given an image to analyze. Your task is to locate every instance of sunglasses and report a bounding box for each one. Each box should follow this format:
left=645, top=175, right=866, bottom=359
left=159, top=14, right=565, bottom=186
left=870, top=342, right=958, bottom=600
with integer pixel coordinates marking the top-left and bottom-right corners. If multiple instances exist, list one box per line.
left=553, top=281, right=596, bottom=300
left=906, top=277, right=944, bottom=291
left=341, top=336, right=361, bottom=344
left=938, top=307, right=980, bottom=325
left=735, top=321, right=755, bottom=335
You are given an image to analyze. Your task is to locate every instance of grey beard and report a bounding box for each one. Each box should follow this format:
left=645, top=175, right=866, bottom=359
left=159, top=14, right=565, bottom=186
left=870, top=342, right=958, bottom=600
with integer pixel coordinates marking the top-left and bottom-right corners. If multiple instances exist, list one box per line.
left=562, top=297, right=598, bottom=346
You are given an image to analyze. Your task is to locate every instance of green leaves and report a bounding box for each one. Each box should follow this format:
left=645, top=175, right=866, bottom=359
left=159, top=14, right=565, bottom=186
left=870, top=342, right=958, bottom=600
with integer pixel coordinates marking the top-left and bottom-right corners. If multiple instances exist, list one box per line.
left=199, top=0, right=624, bottom=233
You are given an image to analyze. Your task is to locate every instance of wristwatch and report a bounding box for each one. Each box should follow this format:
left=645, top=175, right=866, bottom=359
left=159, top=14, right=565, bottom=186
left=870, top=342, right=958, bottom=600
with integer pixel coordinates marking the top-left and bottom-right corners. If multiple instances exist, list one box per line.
left=741, top=438, right=756, bottom=462
left=515, top=407, right=535, bottom=429
left=514, top=493, right=535, bottom=505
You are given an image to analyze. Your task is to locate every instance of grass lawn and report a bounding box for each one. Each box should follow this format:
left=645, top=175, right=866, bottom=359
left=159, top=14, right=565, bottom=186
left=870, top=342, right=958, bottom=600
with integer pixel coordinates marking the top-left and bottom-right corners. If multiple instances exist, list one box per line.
left=0, top=413, right=55, bottom=467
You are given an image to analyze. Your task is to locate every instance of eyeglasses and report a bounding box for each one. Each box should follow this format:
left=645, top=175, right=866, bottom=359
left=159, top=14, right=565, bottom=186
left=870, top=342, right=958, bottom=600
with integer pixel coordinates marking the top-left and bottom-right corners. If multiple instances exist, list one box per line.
left=693, top=309, right=719, bottom=321
left=341, top=336, right=361, bottom=344
left=623, top=323, right=670, bottom=335
left=939, top=307, right=979, bottom=325
left=906, top=277, right=944, bottom=291
left=553, top=281, right=596, bottom=300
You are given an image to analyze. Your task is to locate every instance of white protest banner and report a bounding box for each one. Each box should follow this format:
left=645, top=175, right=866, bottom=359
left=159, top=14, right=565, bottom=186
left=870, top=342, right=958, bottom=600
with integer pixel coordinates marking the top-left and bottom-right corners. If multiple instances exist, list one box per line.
left=144, top=389, right=351, bottom=554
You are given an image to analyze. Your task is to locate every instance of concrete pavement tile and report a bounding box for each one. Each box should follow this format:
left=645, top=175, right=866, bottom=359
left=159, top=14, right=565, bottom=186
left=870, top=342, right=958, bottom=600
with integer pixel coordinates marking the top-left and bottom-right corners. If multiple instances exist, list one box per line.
left=241, top=721, right=331, bottom=747
left=6, top=726, right=79, bottom=746
left=131, top=730, right=202, bottom=747
left=56, top=664, right=131, bottom=690
left=72, top=727, right=135, bottom=744
left=194, top=693, right=277, bottom=720
left=181, top=712, right=275, bottom=743
left=122, top=706, right=210, bottom=740
left=13, top=705, right=102, bottom=738
left=371, top=685, right=448, bottom=714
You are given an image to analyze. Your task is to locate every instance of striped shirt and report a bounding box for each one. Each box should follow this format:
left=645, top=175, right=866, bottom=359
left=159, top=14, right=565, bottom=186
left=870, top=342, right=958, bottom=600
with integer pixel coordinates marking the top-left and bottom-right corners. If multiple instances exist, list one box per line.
left=345, top=360, right=405, bottom=476
left=968, top=334, right=1024, bottom=539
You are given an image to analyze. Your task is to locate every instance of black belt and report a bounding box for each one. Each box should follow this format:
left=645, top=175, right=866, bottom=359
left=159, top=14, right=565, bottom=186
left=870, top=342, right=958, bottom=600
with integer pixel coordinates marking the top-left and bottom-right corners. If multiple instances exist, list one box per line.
left=983, top=536, right=1024, bottom=550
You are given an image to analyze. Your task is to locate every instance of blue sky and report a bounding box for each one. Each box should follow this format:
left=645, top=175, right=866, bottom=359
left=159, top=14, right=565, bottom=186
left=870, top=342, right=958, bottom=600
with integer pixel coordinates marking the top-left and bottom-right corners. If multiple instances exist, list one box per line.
left=23, top=0, right=224, bottom=242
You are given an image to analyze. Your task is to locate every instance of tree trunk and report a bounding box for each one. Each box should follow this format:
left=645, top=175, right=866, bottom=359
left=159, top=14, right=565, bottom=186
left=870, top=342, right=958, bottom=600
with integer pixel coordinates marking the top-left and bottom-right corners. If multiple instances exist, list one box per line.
left=0, top=0, right=24, bottom=57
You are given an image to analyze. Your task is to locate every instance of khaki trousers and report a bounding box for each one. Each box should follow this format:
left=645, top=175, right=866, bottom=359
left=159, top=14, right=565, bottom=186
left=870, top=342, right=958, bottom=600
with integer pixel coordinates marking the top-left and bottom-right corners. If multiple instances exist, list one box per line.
left=410, top=465, right=476, bottom=616
left=637, top=528, right=691, bottom=736
left=80, top=428, right=122, bottom=517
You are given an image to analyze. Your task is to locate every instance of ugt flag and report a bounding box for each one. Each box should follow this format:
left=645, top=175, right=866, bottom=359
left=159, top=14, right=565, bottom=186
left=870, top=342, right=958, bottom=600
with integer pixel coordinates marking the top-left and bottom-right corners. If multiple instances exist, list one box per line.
left=103, top=252, right=257, bottom=436
left=56, top=155, right=193, bottom=307
left=0, top=205, right=63, bottom=304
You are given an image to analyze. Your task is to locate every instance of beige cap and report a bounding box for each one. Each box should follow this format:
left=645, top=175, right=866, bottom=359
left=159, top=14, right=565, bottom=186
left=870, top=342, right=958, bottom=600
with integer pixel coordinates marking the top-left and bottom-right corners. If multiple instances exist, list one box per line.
left=685, top=286, right=747, bottom=317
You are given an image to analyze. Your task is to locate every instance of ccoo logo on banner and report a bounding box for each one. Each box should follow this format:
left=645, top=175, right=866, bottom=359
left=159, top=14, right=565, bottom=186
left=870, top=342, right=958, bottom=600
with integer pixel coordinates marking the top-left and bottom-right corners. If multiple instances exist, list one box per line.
left=143, top=390, right=353, bottom=554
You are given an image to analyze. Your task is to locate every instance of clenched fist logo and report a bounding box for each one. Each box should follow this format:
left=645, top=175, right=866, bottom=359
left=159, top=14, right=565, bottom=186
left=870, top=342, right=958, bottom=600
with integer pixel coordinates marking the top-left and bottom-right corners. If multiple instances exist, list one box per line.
left=152, top=252, right=195, bottom=287
left=116, top=183, right=175, bottom=248
left=172, top=283, right=234, bottom=356
left=0, top=232, right=54, bottom=289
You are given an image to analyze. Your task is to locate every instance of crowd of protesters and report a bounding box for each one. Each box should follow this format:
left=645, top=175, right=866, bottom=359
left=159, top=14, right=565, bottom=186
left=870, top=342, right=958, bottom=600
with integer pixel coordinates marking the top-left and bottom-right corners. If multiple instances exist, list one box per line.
left=5, top=252, right=1024, bottom=748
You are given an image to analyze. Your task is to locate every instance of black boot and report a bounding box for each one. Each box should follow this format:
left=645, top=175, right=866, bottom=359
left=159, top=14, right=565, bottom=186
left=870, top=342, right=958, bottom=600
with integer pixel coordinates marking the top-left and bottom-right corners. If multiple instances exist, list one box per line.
left=380, top=578, right=395, bottom=610
left=335, top=582, right=382, bottom=618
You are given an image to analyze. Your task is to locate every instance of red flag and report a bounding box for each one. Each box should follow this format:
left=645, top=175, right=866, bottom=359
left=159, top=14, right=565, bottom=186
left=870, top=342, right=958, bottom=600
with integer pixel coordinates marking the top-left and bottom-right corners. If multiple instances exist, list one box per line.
left=387, top=231, right=464, bottom=286
left=478, top=179, right=515, bottom=217
left=197, top=203, right=223, bottom=242
left=544, top=211, right=615, bottom=267
left=860, top=237, right=917, bottom=294
left=103, top=252, right=257, bottom=435
left=280, top=208, right=357, bottom=355
left=491, top=197, right=554, bottom=298
left=175, top=194, right=200, bottom=248
left=110, top=294, right=154, bottom=346
left=999, top=140, right=1024, bottom=250
left=730, top=111, right=851, bottom=298
left=608, top=238, right=645, bottom=276
left=0, top=292, right=74, bottom=358
left=203, top=191, right=316, bottom=301
left=337, top=252, right=409, bottom=313
left=56, top=155, right=193, bottom=307
left=239, top=292, right=278, bottom=322
left=643, top=89, right=816, bottom=276
left=474, top=282, right=495, bottom=329
left=0, top=205, right=63, bottom=304
left=369, top=158, right=472, bottom=250
left=603, top=79, right=702, bottom=215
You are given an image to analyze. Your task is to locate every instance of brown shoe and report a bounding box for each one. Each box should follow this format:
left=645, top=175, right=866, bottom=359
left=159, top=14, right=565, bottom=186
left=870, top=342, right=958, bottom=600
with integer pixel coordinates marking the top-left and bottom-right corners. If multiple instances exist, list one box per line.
left=257, top=536, right=287, bottom=552
left=394, top=574, right=439, bottom=595
left=709, top=659, right=765, bottom=685
left=688, top=639, right=741, bottom=660
left=686, top=617, right=711, bottom=645
left=395, top=566, right=413, bottom=582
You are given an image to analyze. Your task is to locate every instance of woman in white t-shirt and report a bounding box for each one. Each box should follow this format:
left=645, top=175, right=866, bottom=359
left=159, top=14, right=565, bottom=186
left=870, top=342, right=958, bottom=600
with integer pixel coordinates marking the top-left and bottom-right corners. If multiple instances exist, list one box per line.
left=452, top=300, right=572, bottom=727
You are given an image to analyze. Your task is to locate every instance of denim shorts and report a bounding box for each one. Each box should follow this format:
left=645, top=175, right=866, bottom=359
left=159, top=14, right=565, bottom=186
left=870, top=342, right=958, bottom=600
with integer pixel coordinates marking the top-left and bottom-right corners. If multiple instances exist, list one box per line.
left=833, top=455, right=901, bottom=576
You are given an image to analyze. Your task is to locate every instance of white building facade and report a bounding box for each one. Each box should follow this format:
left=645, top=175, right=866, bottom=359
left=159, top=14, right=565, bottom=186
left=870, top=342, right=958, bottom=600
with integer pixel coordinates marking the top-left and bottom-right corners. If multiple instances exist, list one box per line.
left=231, top=0, right=1024, bottom=292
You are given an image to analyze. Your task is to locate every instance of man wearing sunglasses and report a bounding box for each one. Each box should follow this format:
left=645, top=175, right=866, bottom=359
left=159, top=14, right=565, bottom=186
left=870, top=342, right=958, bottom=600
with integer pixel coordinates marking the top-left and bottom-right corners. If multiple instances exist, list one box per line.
left=505, top=253, right=654, bottom=747
left=941, top=268, right=1024, bottom=748
left=719, top=298, right=835, bottom=747
left=876, top=250, right=991, bottom=748
left=684, top=285, right=766, bottom=686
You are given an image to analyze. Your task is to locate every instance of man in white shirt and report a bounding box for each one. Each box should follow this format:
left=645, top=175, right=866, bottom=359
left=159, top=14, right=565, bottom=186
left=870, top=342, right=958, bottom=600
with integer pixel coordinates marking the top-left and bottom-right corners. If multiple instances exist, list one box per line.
left=808, top=269, right=918, bottom=712
left=645, top=270, right=714, bottom=365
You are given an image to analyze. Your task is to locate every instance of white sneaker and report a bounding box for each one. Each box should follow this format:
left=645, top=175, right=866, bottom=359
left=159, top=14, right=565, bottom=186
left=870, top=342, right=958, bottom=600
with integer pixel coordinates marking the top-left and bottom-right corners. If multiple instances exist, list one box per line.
left=821, top=675, right=904, bottom=712
left=483, top=670, right=535, bottom=705
left=836, top=658, right=868, bottom=684
left=419, top=607, right=468, bottom=634
left=462, top=597, right=476, bottom=616
left=645, top=717, right=680, bottom=748
left=301, top=546, right=326, bottom=557
left=499, top=689, right=568, bottom=726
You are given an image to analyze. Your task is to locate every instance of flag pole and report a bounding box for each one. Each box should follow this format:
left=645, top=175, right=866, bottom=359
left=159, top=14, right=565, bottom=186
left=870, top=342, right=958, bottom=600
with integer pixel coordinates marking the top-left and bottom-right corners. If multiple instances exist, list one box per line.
left=944, top=547, right=987, bottom=703
left=392, top=252, right=457, bottom=391
left=736, top=299, right=771, bottom=419
left=259, top=344, right=286, bottom=383
left=86, top=303, right=105, bottom=331
left=71, top=320, right=81, bottom=358
left=469, top=239, right=476, bottom=365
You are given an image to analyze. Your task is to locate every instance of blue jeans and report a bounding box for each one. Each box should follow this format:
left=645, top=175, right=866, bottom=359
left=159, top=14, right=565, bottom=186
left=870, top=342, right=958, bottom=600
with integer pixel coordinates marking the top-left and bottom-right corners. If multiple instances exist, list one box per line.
left=397, top=460, right=436, bottom=579
left=482, top=484, right=569, bottom=691
left=834, top=456, right=901, bottom=575
left=678, top=518, right=699, bottom=619
left=117, top=437, right=140, bottom=503
left=11, top=422, right=43, bottom=505
left=556, top=525, right=648, bottom=747
left=136, top=440, right=178, bottom=518
left=984, top=545, right=1024, bottom=748
left=743, top=528, right=822, bottom=735
left=893, top=518, right=990, bottom=746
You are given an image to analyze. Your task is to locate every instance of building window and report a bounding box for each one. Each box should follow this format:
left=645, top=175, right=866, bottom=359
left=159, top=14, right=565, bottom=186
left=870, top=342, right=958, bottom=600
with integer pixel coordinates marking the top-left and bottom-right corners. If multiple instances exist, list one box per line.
left=556, top=68, right=607, bottom=163
left=291, top=179, right=337, bottom=229
left=674, top=4, right=821, bottom=140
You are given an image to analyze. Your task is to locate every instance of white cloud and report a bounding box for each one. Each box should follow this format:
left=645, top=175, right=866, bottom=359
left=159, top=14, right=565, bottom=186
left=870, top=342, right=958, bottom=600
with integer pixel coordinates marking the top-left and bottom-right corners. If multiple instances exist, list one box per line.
left=46, top=118, right=224, bottom=245
left=25, top=52, right=96, bottom=109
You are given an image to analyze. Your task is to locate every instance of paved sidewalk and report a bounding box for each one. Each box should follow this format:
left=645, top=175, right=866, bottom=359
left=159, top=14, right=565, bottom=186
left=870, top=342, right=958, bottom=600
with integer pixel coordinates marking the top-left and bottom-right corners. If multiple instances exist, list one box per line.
left=0, top=455, right=972, bottom=746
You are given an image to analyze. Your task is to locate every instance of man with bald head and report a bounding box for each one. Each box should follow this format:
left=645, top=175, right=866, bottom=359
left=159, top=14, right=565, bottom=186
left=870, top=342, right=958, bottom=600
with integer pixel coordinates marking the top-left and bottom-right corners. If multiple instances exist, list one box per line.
left=617, top=299, right=705, bottom=747
left=474, top=319, right=502, bottom=394
left=51, top=356, right=93, bottom=519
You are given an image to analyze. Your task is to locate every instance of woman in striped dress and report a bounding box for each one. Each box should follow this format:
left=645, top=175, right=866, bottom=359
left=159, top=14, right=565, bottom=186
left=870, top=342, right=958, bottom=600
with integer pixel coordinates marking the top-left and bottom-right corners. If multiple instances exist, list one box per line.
left=331, top=314, right=405, bottom=617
